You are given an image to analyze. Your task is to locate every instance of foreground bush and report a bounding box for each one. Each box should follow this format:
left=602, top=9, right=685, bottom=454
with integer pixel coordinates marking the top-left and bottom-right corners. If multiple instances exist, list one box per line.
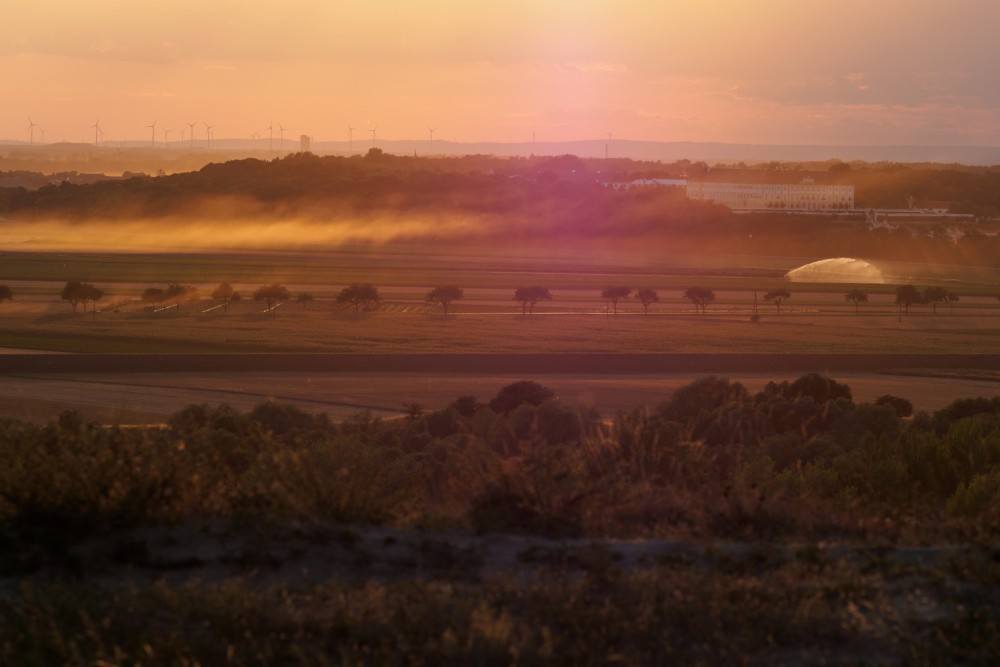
left=3, top=376, right=1000, bottom=541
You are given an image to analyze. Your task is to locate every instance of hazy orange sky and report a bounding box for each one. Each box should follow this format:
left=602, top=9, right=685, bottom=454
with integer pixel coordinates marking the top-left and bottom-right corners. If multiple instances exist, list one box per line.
left=5, top=0, right=1000, bottom=147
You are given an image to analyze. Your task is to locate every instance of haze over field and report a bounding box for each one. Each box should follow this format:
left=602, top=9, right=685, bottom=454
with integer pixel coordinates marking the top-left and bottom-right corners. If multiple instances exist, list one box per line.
left=5, top=1, right=1000, bottom=151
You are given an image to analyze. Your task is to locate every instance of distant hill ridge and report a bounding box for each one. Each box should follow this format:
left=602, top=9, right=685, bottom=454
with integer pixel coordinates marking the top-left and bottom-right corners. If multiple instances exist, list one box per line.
left=3, top=139, right=1000, bottom=165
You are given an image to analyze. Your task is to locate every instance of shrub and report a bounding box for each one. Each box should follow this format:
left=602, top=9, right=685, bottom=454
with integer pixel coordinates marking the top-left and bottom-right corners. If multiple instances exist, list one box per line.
left=535, top=400, right=583, bottom=445
left=489, top=381, right=555, bottom=414
left=249, top=401, right=332, bottom=437
left=787, top=373, right=853, bottom=403
left=947, top=469, right=1000, bottom=517
left=931, top=396, right=1000, bottom=435
left=875, top=394, right=914, bottom=418
left=658, top=376, right=749, bottom=425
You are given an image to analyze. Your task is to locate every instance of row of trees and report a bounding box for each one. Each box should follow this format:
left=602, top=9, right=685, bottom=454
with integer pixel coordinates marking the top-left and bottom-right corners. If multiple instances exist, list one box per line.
left=894, top=285, right=961, bottom=315
left=60, top=281, right=104, bottom=314
left=684, top=287, right=788, bottom=315
left=7, top=281, right=981, bottom=318
left=685, top=285, right=965, bottom=316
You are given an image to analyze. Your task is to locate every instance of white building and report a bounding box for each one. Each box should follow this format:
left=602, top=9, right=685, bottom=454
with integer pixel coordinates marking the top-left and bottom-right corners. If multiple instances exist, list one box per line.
left=686, top=169, right=854, bottom=212
left=606, top=178, right=687, bottom=191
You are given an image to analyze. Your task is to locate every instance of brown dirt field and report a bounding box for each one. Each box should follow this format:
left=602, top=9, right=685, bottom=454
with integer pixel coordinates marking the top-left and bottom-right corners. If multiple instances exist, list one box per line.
left=1, top=354, right=998, bottom=424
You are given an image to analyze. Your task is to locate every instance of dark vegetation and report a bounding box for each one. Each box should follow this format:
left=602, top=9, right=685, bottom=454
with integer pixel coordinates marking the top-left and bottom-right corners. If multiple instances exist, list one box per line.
left=59, top=281, right=103, bottom=314
left=4, top=153, right=1000, bottom=264
left=891, top=284, right=961, bottom=315
left=683, top=286, right=715, bottom=314
left=845, top=288, right=868, bottom=312
left=211, top=281, right=241, bottom=311
left=513, top=286, right=552, bottom=314
left=601, top=286, right=631, bottom=314
left=763, top=288, right=791, bottom=314
left=2, top=375, right=1000, bottom=663
left=252, top=283, right=291, bottom=318
left=636, top=287, right=659, bottom=314
left=3, top=374, right=999, bottom=547
left=335, top=283, right=381, bottom=311
left=425, top=285, right=464, bottom=315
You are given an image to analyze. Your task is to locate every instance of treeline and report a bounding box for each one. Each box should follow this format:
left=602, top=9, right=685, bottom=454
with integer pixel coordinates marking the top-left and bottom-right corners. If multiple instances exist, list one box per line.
left=6, top=153, right=1000, bottom=219
left=3, top=375, right=999, bottom=545
left=0, top=152, right=725, bottom=231
left=5, top=153, right=1000, bottom=263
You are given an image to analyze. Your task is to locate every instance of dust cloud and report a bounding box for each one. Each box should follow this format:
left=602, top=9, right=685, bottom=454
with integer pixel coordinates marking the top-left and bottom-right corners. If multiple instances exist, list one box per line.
left=0, top=214, right=489, bottom=253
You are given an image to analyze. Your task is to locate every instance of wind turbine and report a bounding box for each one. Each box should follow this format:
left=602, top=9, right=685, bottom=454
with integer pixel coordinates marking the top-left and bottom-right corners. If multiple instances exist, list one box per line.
left=146, top=120, right=157, bottom=146
left=278, top=123, right=286, bottom=152
left=427, top=126, right=435, bottom=154
left=605, top=132, right=611, bottom=159
left=163, top=128, right=172, bottom=146
left=347, top=124, right=354, bottom=153
left=204, top=122, right=215, bottom=149
left=90, top=120, right=102, bottom=146
left=186, top=121, right=196, bottom=149
left=266, top=121, right=273, bottom=151
left=369, top=125, right=377, bottom=149
left=39, top=128, right=46, bottom=144
left=27, top=119, right=38, bottom=146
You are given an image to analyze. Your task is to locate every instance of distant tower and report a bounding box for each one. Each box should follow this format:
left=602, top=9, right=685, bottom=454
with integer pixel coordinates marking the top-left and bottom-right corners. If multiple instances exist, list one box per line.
left=300, top=135, right=311, bottom=152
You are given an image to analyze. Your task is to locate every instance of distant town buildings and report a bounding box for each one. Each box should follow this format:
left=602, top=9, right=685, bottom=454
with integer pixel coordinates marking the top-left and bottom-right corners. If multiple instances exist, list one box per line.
left=607, top=178, right=687, bottom=190
left=685, top=168, right=855, bottom=212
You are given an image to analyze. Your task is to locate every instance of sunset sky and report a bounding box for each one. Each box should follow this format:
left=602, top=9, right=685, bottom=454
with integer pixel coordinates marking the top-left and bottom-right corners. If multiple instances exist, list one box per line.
left=5, top=0, right=1000, bottom=147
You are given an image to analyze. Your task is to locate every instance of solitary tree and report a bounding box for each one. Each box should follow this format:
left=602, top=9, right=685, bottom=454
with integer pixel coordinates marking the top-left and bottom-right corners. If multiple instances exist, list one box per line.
left=922, top=286, right=948, bottom=314
left=336, top=283, right=381, bottom=311
left=763, top=288, right=791, bottom=314
left=875, top=394, right=914, bottom=418
left=683, top=287, right=715, bottom=314
left=254, top=283, right=291, bottom=318
left=513, top=286, right=552, bottom=315
left=844, top=288, right=868, bottom=314
left=61, top=281, right=94, bottom=313
left=489, top=380, right=555, bottom=414
left=0, top=284, right=12, bottom=307
left=946, top=291, right=960, bottom=314
left=425, top=285, right=463, bottom=315
left=895, top=284, right=922, bottom=315
left=151, top=283, right=200, bottom=312
left=601, top=286, right=631, bottom=314
left=636, top=288, right=660, bottom=315
left=295, top=292, right=315, bottom=310
left=86, top=284, right=104, bottom=315
left=212, top=282, right=241, bottom=313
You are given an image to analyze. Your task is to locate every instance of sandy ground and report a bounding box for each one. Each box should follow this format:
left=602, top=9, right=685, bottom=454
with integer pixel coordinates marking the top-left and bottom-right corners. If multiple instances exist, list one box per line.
left=0, top=369, right=997, bottom=424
